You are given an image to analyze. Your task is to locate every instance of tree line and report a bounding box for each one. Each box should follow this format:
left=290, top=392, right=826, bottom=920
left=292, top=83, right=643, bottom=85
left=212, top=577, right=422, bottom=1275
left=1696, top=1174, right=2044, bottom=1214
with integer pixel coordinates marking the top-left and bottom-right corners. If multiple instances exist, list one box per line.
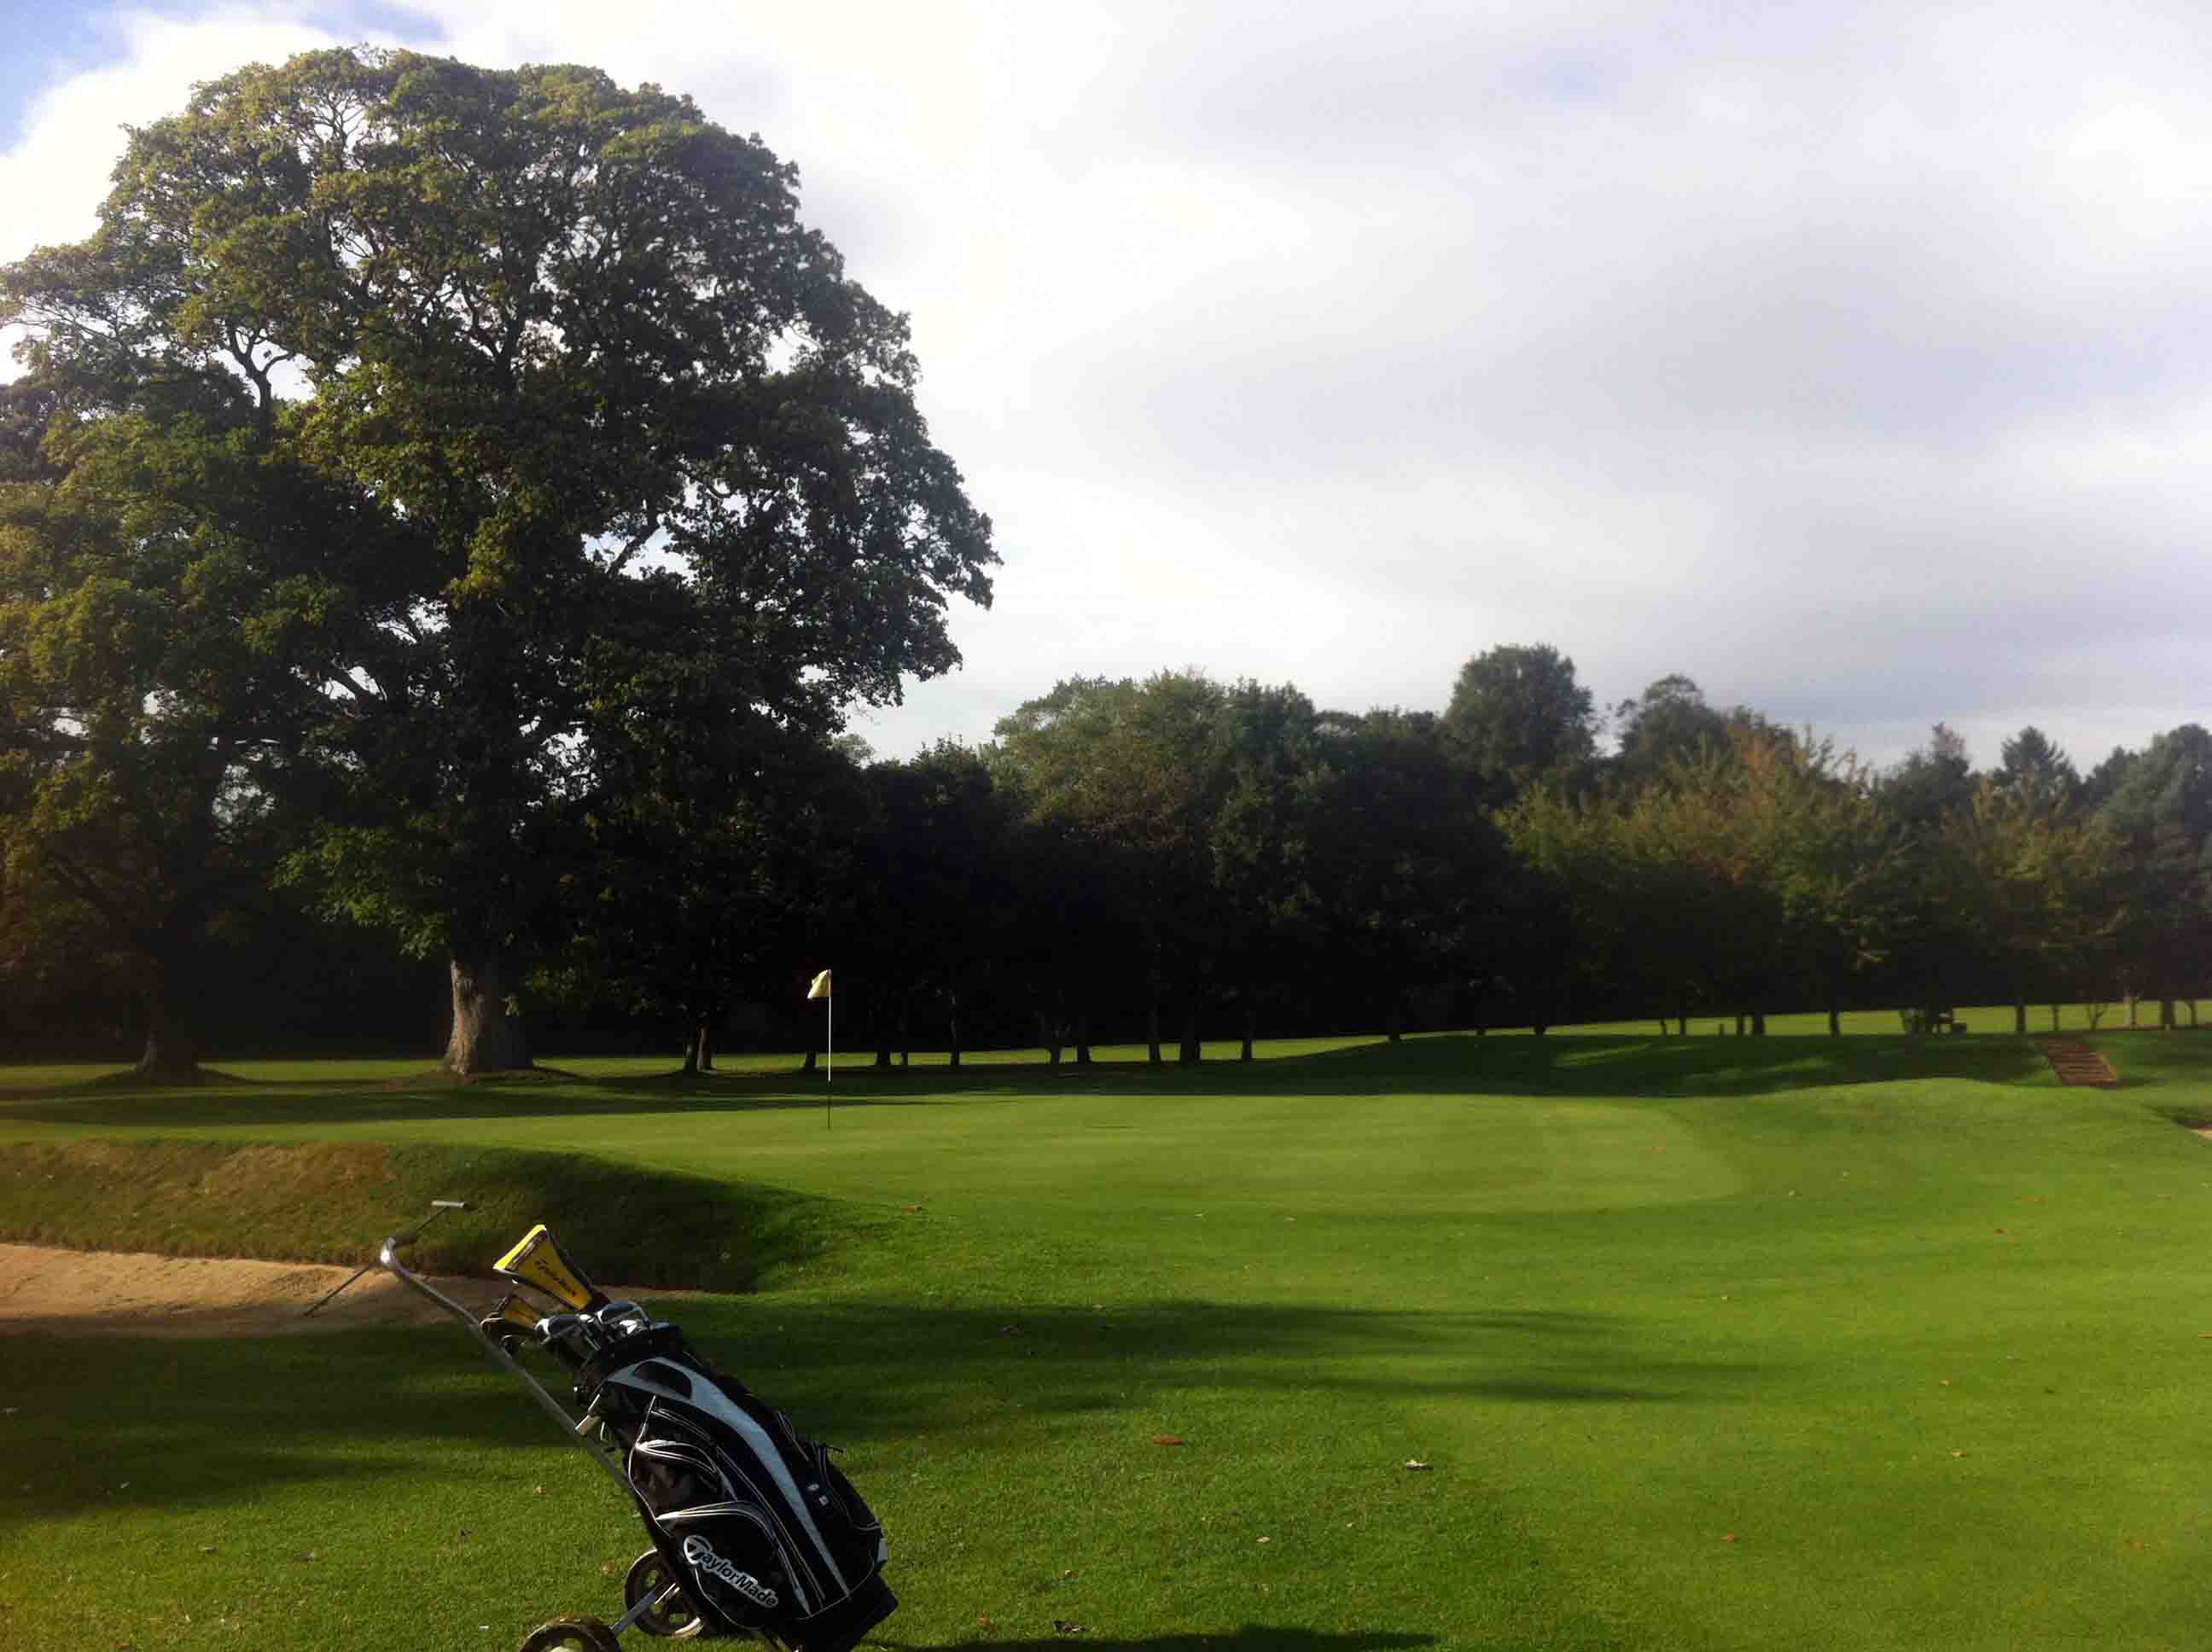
left=3, top=49, right=2205, bottom=1077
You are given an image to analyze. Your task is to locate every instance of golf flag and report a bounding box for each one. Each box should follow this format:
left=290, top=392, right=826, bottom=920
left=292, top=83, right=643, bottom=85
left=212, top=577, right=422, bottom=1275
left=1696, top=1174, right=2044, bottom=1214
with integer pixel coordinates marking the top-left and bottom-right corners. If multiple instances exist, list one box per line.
left=808, top=968, right=835, bottom=1126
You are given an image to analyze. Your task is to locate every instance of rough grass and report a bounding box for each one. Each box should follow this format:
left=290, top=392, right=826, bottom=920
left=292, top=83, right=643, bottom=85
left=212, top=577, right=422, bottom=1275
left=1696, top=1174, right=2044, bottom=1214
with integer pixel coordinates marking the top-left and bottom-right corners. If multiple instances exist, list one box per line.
left=5, top=1031, right=2212, bottom=1650
left=0, top=1137, right=864, bottom=1291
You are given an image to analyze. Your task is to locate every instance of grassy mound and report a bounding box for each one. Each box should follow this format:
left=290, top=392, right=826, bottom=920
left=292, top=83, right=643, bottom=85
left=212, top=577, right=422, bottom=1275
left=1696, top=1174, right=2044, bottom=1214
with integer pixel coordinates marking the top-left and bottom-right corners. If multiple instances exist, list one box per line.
left=0, top=1136, right=862, bottom=1291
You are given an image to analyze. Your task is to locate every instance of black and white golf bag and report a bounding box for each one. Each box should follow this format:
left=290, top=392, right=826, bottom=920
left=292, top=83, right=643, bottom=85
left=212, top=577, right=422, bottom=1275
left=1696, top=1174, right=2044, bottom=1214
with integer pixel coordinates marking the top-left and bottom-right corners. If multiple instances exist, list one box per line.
left=579, top=1326, right=894, bottom=1649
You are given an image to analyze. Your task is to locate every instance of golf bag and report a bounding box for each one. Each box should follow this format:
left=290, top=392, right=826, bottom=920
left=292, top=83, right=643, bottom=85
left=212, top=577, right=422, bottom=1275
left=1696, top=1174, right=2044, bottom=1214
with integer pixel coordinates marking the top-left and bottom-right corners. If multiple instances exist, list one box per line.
left=367, top=1209, right=894, bottom=1650
left=578, top=1325, right=895, bottom=1649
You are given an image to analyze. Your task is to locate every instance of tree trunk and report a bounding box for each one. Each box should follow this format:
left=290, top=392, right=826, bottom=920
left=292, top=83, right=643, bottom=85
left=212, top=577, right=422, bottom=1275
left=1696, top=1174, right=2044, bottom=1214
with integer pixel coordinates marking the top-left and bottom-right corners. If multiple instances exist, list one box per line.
left=1734, top=1012, right=1747, bottom=1037
left=135, top=938, right=202, bottom=1082
left=2050, top=1003, right=2060, bottom=1032
left=948, top=993, right=962, bottom=1069
left=1048, top=1040, right=1062, bottom=1067
left=2013, top=1001, right=2027, bottom=1035
left=1386, top=997, right=1403, bottom=1044
left=1751, top=1010, right=1767, bottom=1036
left=1147, top=993, right=1162, bottom=1065
left=1827, top=996, right=1841, bottom=1038
left=1242, top=1003, right=1256, bottom=1063
left=803, top=1047, right=818, bottom=1073
left=2161, top=997, right=2176, bottom=1030
left=684, top=1003, right=717, bottom=1074
left=899, top=997, right=911, bottom=1067
left=1179, top=997, right=1201, bottom=1065
left=1074, top=1008, right=1092, bottom=1067
left=445, top=949, right=530, bottom=1075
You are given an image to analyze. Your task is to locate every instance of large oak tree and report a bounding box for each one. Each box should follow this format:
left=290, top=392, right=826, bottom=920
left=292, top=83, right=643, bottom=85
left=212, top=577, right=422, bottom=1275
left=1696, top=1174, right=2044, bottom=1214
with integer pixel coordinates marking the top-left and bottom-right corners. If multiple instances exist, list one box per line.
left=2, top=48, right=993, bottom=1072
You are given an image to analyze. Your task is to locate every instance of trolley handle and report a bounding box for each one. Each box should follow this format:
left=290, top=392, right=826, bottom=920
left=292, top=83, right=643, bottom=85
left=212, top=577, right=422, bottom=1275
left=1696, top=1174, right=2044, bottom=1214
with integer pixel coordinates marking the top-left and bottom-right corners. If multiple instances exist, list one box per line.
left=375, top=1213, right=634, bottom=1498
left=304, top=1199, right=472, bottom=1321
left=386, top=1198, right=471, bottom=1253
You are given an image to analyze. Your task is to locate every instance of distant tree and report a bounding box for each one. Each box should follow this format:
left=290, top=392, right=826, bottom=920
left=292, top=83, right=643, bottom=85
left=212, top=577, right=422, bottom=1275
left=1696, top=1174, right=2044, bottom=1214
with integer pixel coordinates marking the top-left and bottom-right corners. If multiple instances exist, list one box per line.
left=1871, top=725, right=1985, bottom=1020
left=1301, top=708, right=1504, bottom=1042
left=1941, top=780, right=2125, bottom=1034
left=1442, top=643, right=1598, bottom=799
left=1995, top=726, right=2079, bottom=805
left=1879, top=724, right=1977, bottom=832
left=1510, top=726, right=1901, bottom=1036
left=853, top=742, right=1019, bottom=1067
left=1504, top=785, right=1663, bottom=1027
left=2098, top=725, right=2212, bottom=1027
left=1208, top=683, right=1324, bottom=1057
left=993, top=673, right=1237, bottom=1062
left=0, top=377, right=381, bottom=1078
left=2081, top=745, right=2137, bottom=813
left=544, top=713, right=859, bottom=1076
left=1734, top=731, right=1906, bottom=1035
left=1610, top=675, right=1732, bottom=784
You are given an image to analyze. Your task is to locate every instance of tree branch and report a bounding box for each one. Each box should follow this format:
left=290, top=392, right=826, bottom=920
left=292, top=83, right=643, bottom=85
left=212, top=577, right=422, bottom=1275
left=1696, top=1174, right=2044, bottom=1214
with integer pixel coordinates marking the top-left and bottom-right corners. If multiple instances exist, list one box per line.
left=605, top=510, right=660, bottom=579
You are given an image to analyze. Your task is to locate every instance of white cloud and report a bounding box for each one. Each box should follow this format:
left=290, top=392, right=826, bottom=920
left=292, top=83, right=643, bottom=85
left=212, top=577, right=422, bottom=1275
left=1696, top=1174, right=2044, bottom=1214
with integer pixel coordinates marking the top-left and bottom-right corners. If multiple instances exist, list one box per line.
left=4, top=0, right=2209, bottom=768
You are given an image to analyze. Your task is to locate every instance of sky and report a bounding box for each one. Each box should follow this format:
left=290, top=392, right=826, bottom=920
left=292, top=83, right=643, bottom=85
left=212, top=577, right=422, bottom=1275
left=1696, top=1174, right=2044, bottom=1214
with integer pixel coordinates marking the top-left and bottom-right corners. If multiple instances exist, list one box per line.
left=2, top=1, right=2206, bottom=773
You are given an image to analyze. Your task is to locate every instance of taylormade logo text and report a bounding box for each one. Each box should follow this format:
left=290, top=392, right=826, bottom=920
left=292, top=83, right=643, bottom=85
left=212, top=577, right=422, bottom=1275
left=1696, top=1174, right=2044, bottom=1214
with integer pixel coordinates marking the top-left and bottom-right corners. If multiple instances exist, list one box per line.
left=682, top=1535, right=779, bottom=1608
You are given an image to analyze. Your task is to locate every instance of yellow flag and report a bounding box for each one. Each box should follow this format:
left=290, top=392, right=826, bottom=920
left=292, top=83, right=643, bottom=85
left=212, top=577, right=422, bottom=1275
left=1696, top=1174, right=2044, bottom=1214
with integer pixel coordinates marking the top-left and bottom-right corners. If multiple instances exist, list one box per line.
left=807, top=969, right=833, bottom=1000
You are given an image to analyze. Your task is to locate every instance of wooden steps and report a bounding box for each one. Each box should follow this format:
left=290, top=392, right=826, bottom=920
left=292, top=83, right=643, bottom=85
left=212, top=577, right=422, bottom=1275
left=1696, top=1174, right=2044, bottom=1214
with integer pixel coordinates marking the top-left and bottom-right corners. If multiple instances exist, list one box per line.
left=2036, top=1038, right=2117, bottom=1088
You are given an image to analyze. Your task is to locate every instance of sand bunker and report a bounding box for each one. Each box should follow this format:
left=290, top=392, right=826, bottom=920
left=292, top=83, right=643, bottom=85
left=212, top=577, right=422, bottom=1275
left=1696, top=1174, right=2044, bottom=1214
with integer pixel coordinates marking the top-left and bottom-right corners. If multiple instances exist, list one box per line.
left=0, top=1242, right=516, bottom=1337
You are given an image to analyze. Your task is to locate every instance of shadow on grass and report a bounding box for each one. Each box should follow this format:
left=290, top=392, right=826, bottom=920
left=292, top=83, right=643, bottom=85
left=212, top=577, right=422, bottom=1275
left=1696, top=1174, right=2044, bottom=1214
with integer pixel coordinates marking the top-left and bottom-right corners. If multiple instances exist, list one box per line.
left=879, top=1631, right=1435, bottom=1652
left=0, top=1295, right=1759, bottom=1528
left=0, top=1032, right=2067, bottom=1129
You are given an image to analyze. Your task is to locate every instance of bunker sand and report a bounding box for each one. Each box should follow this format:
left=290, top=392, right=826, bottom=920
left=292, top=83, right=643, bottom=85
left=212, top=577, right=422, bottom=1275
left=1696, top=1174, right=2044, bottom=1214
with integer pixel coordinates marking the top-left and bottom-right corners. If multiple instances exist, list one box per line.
left=0, top=1242, right=677, bottom=1337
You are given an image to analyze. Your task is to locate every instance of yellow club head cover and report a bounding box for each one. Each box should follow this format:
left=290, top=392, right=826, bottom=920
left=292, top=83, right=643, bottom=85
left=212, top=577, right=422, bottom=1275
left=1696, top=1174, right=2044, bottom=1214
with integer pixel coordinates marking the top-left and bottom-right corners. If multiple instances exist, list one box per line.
left=493, top=1223, right=607, bottom=1311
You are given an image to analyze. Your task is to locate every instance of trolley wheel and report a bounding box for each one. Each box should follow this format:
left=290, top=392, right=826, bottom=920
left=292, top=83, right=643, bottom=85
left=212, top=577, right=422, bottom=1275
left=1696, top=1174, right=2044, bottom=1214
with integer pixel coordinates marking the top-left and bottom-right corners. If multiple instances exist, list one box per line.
left=518, top=1614, right=622, bottom=1652
left=625, top=1549, right=707, bottom=1639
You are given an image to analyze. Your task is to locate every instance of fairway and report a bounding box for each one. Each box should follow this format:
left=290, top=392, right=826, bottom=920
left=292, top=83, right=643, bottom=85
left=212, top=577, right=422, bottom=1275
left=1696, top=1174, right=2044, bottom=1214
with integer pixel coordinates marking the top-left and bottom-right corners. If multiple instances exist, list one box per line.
left=4, top=1032, right=2212, bottom=1649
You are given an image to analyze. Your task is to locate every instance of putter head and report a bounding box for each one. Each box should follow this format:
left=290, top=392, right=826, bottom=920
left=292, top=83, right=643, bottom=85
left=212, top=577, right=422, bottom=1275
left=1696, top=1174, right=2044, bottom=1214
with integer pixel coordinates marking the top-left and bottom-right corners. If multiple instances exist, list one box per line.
left=493, top=1224, right=608, bottom=1312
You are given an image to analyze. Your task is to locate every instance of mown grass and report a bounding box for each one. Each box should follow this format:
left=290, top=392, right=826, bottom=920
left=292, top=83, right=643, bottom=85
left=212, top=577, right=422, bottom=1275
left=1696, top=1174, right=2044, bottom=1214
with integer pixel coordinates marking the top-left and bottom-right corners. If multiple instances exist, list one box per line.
left=4, top=1030, right=2212, bottom=1650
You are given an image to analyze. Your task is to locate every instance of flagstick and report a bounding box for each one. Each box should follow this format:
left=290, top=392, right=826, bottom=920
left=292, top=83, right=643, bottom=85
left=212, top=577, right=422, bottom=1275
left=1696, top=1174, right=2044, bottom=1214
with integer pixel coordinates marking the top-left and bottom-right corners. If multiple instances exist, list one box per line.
left=825, top=991, right=834, bottom=1131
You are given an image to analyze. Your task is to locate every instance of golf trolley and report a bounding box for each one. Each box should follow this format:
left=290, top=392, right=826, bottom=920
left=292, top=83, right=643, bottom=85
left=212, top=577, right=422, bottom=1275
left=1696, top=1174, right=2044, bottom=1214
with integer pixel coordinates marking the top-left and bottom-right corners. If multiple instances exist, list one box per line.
left=334, top=1202, right=894, bottom=1652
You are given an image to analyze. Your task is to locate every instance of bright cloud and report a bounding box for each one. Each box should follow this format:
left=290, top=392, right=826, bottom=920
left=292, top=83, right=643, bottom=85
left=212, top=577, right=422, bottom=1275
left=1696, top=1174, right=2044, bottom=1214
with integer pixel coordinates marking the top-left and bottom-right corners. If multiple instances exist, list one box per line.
left=3, top=0, right=2207, bottom=771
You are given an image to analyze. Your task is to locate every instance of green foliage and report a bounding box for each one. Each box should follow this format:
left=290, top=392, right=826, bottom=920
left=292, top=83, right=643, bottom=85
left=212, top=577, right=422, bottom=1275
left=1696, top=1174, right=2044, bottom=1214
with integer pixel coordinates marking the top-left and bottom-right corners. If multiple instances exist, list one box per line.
left=1509, top=726, right=1902, bottom=1026
left=2096, top=724, right=2212, bottom=1016
left=1939, top=780, right=2126, bottom=1013
left=1298, top=707, right=1509, bottom=1026
left=1441, top=641, right=1597, bottom=794
left=0, top=373, right=383, bottom=1071
left=1610, top=672, right=1730, bottom=781
left=2, top=45, right=995, bottom=1072
left=1995, top=724, right=2079, bottom=804
left=847, top=740, right=1023, bottom=1061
